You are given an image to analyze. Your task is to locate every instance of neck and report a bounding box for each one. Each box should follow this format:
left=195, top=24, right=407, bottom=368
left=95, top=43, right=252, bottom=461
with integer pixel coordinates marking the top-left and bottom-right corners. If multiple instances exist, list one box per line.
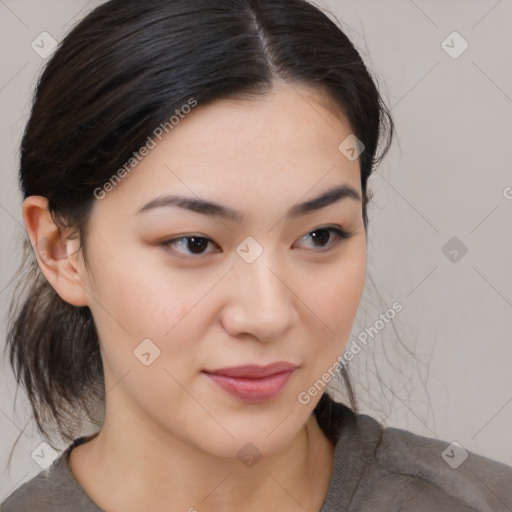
left=69, top=401, right=335, bottom=511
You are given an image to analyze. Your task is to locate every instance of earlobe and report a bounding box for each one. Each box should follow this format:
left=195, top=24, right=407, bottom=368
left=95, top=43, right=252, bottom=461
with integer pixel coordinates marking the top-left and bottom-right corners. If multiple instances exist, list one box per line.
left=21, top=195, right=89, bottom=307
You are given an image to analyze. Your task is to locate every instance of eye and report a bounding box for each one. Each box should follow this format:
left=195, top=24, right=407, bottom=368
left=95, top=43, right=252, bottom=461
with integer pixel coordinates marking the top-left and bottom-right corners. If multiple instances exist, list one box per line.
left=294, top=226, right=351, bottom=251
left=161, top=235, right=219, bottom=258
left=161, top=226, right=351, bottom=259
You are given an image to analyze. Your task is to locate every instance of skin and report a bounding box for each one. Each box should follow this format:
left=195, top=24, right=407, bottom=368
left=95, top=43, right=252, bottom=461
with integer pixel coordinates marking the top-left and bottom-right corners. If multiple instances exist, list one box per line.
left=22, top=82, right=367, bottom=512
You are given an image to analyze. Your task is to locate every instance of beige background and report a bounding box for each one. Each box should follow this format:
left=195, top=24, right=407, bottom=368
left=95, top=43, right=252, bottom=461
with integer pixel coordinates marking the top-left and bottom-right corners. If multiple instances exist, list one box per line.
left=1, top=0, right=511, bottom=499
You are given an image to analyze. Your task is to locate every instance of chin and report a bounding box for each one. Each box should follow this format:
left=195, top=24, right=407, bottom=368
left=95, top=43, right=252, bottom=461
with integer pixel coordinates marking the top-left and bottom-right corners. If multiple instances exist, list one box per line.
left=190, top=420, right=302, bottom=464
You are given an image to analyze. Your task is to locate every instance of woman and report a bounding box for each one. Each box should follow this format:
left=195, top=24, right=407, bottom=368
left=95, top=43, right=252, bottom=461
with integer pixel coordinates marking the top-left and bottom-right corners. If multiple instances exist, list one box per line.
left=2, top=0, right=511, bottom=510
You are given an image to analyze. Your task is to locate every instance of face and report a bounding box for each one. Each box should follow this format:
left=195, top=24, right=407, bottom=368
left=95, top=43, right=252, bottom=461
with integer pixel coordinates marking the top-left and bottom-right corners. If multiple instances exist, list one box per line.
left=79, top=82, right=366, bottom=459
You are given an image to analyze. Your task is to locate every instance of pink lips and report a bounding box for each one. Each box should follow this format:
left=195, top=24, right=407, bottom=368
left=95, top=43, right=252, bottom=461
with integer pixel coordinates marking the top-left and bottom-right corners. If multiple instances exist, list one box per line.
left=203, top=362, right=297, bottom=403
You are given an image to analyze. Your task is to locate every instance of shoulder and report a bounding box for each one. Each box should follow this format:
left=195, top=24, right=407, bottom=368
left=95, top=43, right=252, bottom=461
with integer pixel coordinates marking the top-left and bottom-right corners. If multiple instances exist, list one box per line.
left=0, top=466, right=54, bottom=511
left=358, top=416, right=512, bottom=511
left=318, top=398, right=512, bottom=511
left=1, top=437, right=102, bottom=512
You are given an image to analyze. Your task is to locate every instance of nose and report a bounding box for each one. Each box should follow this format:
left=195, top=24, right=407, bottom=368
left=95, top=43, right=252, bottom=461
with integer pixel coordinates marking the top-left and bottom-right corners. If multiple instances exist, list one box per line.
left=220, top=253, right=299, bottom=343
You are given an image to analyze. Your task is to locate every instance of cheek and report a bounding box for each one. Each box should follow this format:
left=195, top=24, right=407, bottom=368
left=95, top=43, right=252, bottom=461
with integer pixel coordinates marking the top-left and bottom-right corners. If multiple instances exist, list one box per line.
left=85, top=251, right=207, bottom=371
left=306, top=248, right=365, bottom=328
left=298, top=245, right=366, bottom=367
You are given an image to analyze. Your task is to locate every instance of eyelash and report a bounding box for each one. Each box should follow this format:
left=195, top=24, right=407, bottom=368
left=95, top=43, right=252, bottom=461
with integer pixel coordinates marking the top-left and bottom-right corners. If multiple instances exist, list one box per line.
left=160, top=226, right=351, bottom=259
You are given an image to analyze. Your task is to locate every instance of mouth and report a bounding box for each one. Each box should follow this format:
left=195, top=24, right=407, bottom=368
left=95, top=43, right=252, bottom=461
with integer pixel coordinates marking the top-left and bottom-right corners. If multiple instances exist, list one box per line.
left=202, top=362, right=297, bottom=403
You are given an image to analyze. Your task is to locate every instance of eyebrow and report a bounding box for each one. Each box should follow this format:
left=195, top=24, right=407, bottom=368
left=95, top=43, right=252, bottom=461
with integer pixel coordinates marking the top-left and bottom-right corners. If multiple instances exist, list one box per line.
left=136, top=184, right=361, bottom=223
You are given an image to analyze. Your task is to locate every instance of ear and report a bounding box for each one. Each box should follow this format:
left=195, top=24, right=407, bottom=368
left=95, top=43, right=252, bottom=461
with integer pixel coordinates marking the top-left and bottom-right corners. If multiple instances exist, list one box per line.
left=21, top=196, right=89, bottom=307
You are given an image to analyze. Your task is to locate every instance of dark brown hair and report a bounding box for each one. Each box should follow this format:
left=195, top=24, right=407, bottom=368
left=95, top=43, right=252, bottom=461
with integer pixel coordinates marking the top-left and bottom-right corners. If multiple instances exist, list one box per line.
left=5, top=0, right=394, bottom=450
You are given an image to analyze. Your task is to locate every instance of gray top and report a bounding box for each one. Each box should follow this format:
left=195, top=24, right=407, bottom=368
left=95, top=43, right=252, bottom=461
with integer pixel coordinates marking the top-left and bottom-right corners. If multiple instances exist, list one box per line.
left=2, top=401, right=512, bottom=511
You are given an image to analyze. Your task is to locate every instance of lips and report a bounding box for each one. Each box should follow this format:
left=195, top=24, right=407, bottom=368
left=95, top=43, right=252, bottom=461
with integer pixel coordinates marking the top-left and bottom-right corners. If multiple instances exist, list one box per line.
left=203, top=361, right=297, bottom=378
left=202, top=362, right=297, bottom=403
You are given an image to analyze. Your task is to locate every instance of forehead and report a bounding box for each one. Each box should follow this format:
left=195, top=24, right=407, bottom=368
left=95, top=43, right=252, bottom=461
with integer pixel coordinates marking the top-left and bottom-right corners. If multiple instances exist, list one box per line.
left=93, top=83, right=362, bottom=220
left=170, top=82, right=352, bottom=158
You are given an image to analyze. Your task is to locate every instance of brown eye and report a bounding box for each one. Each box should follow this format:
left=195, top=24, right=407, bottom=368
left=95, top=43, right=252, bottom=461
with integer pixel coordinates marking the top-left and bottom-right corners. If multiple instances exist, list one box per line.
left=295, top=226, right=350, bottom=251
left=162, top=235, right=219, bottom=257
